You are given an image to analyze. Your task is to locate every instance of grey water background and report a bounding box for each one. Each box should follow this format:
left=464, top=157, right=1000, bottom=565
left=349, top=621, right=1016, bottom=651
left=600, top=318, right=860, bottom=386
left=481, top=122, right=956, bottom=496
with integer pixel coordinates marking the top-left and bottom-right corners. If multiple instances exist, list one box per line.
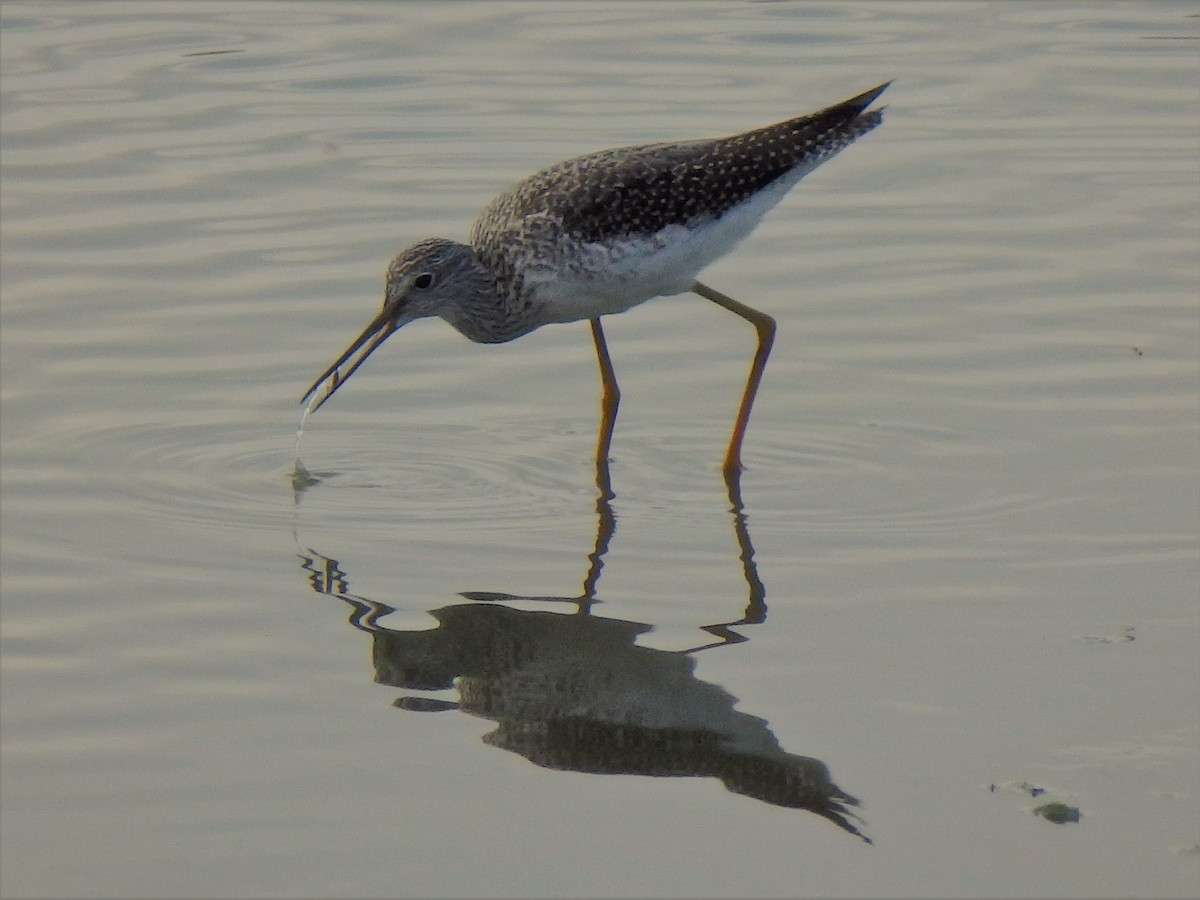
left=2, top=2, right=1198, bottom=897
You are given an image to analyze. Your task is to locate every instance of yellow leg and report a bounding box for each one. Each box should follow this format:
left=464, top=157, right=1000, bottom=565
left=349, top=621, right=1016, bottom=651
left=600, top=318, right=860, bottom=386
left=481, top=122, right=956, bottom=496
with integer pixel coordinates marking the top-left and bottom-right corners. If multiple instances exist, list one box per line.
left=589, top=318, right=621, bottom=465
left=581, top=318, right=619, bottom=613
left=691, top=280, right=776, bottom=474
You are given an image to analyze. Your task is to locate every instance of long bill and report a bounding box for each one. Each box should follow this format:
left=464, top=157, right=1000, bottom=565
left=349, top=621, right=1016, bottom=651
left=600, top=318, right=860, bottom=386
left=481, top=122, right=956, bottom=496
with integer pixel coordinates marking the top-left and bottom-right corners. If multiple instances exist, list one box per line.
left=300, top=306, right=399, bottom=413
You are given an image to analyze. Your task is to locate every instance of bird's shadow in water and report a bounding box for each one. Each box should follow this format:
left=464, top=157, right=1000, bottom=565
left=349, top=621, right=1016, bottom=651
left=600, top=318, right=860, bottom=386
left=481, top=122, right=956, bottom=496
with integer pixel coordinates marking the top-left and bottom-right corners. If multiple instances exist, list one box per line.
left=294, top=447, right=871, bottom=844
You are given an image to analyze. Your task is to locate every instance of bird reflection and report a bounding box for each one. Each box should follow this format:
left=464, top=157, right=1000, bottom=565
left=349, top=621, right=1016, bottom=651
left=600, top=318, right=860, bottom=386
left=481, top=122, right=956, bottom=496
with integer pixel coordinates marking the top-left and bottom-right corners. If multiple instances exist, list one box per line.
left=296, top=460, right=869, bottom=842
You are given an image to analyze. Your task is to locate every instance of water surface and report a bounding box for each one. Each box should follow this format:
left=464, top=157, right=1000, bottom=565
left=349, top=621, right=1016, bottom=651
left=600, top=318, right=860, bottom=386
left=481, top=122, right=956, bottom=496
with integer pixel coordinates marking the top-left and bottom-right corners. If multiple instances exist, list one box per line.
left=2, top=2, right=1198, bottom=898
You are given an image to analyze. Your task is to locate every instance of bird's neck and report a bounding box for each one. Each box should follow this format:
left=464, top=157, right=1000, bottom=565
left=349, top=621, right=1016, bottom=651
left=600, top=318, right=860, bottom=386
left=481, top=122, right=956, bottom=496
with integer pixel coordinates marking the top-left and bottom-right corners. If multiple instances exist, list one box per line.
left=444, top=252, right=539, bottom=345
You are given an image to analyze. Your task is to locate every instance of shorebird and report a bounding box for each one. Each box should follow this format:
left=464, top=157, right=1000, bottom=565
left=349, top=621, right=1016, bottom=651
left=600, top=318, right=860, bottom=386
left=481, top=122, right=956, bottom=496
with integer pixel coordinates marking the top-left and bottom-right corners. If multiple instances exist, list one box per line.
left=301, top=82, right=888, bottom=473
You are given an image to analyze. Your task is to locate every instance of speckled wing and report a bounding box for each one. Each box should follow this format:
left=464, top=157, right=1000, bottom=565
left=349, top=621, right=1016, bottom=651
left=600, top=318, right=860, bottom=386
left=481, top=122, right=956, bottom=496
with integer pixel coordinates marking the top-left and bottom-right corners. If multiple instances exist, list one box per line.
left=470, top=82, right=888, bottom=285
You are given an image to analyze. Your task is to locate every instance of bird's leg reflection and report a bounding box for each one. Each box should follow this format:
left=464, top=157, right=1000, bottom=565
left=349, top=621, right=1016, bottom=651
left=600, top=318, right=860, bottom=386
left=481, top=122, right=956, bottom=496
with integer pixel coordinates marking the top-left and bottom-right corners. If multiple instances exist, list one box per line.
left=461, top=379, right=617, bottom=613
left=684, top=467, right=769, bottom=653
left=464, top=437, right=763, bottom=655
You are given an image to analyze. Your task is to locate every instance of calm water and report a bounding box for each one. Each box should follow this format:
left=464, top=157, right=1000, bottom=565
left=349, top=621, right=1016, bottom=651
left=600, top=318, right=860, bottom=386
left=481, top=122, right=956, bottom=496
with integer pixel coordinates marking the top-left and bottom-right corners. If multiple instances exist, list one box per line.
left=2, top=2, right=1198, bottom=897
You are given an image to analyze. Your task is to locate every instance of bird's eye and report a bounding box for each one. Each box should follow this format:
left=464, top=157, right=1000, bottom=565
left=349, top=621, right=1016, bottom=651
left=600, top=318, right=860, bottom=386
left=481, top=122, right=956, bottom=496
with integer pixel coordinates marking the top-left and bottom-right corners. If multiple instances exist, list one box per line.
left=413, top=273, right=434, bottom=290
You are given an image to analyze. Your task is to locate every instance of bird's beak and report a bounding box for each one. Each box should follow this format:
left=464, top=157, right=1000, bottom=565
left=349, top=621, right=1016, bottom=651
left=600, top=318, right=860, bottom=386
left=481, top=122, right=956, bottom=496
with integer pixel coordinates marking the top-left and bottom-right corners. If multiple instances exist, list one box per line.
left=301, top=304, right=399, bottom=413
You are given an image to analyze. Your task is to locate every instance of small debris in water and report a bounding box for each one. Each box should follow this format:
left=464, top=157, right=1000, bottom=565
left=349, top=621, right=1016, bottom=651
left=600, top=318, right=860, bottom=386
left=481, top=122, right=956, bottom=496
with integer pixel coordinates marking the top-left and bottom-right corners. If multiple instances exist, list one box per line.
left=991, top=781, right=1084, bottom=827
left=1079, top=626, right=1135, bottom=643
left=1033, top=802, right=1081, bottom=824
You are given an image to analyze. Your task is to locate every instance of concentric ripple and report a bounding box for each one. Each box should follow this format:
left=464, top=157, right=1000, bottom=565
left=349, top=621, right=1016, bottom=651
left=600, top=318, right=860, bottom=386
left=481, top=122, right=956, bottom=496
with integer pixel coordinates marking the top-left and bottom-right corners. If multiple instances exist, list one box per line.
left=5, top=406, right=623, bottom=536
left=291, top=416, right=608, bottom=530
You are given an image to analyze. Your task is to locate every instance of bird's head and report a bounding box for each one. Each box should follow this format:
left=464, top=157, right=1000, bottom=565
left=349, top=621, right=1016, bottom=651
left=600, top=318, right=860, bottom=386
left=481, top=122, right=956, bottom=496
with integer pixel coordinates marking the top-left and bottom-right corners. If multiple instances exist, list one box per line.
left=300, top=238, right=483, bottom=413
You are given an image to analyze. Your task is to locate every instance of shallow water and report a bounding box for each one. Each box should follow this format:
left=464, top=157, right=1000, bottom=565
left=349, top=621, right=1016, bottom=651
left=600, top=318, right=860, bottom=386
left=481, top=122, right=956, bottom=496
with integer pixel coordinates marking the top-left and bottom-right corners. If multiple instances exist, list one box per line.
left=2, top=2, right=1198, bottom=898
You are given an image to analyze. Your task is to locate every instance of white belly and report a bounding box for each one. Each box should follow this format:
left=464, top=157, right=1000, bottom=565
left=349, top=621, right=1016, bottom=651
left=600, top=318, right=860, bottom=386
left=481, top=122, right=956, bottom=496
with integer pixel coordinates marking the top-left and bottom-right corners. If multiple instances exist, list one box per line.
left=528, top=171, right=803, bottom=324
